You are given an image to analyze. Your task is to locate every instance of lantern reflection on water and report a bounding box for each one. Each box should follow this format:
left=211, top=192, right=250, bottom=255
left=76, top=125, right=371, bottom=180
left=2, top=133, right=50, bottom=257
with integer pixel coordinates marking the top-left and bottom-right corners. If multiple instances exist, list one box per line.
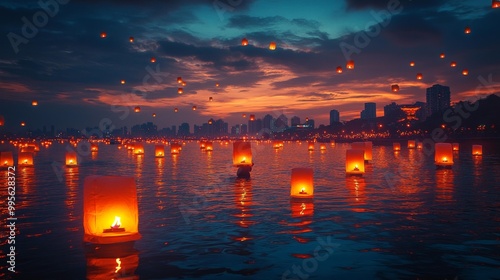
left=85, top=244, right=139, bottom=280
left=154, top=145, right=165, bottom=158
left=434, top=143, right=453, bottom=167
left=346, top=149, right=365, bottom=175
left=0, top=151, right=14, bottom=168
left=290, top=201, right=314, bottom=218
left=18, top=152, right=34, bottom=166
left=66, top=152, right=78, bottom=166
left=472, top=145, right=482, bottom=156
left=290, top=168, right=314, bottom=199
left=83, top=176, right=141, bottom=244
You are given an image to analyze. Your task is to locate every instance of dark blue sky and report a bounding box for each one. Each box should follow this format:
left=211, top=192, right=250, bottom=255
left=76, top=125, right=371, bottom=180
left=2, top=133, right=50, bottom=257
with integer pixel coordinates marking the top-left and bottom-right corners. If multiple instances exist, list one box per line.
left=0, top=0, right=499, bottom=132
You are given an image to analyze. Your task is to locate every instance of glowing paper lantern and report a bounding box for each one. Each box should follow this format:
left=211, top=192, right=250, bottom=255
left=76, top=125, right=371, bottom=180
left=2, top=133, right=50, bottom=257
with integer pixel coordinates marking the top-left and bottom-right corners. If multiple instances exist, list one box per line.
left=66, top=152, right=78, bottom=166
left=416, top=73, right=423, bottom=80
left=215, top=83, right=220, bottom=87
left=233, top=142, right=252, bottom=166
left=205, top=142, right=213, bottom=151
left=450, top=61, right=457, bottom=67
left=391, top=84, right=400, bottom=92
left=352, top=141, right=372, bottom=161
left=178, top=88, right=183, bottom=94
left=129, top=36, right=134, bottom=43
left=1, top=152, right=14, bottom=167
left=134, top=106, right=140, bottom=113
left=100, top=32, right=107, bottom=38
left=320, top=144, right=326, bottom=150
left=307, top=141, right=314, bottom=151
left=440, top=53, right=445, bottom=59
left=155, top=145, right=164, bottom=158
left=209, top=97, right=213, bottom=101
left=177, top=77, right=182, bottom=83
left=417, top=142, right=423, bottom=149
left=170, top=143, right=180, bottom=154
left=18, top=152, right=34, bottom=166
left=83, top=176, right=141, bottom=244
left=464, top=27, right=471, bottom=34
left=120, top=80, right=125, bottom=84
left=346, top=149, right=365, bottom=175
left=192, top=106, right=197, bottom=111
left=346, top=60, right=354, bottom=70
left=20, top=146, right=35, bottom=153
left=32, top=100, right=38, bottom=106
left=336, top=66, right=343, bottom=74
left=290, top=168, right=314, bottom=199
left=150, top=57, right=156, bottom=63
left=133, top=143, right=144, bottom=155
left=472, top=145, right=482, bottom=156
left=494, top=0, right=500, bottom=8
left=91, top=143, right=99, bottom=152
left=393, top=142, right=401, bottom=151
left=273, top=141, right=281, bottom=149
left=408, top=140, right=416, bottom=149
left=241, top=38, right=248, bottom=46
left=200, top=141, right=206, bottom=150
left=462, top=69, right=469, bottom=76
left=20, top=121, right=26, bottom=127
left=452, top=143, right=459, bottom=151
left=242, top=114, right=246, bottom=118
left=410, top=61, right=415, bottom=67
left=269, top=42, right=276, bottom=50
left=152, top=113, right=156, bottom=118
left=174, top=108, right=178, bottom=113
left=435, top=143, right=453, bottom=167
left=0, top=115, right=4, bottom=126
left=249, top=114, right=255, bottom=121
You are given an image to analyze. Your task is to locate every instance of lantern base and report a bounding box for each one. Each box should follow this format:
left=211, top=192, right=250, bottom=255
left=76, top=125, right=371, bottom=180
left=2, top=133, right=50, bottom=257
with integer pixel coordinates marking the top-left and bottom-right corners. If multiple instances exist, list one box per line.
left=290, top=195, right=314, bottom=201
left=236, top=165, right=252, bottom=178
left=346, top=172, right=364, bottom=176
left=84, top=232, right=141, bottom=244
left=435, top=164, right=453, bottom=169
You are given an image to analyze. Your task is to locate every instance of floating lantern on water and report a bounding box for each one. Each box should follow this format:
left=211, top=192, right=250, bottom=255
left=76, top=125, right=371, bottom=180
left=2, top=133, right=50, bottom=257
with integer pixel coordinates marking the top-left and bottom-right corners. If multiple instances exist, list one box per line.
left=346, top=149, right=365, bottom=175
left=241, top=38, right=248, bottom=46
left=472, top=145, right=482, bottom=156
left=170, top=143, right=181, bottom=154
left=205, top=142, right=213, bottom=151
left=83, top=176, right=141, bottom=244
left=86, top=253, right=139, bottom=280
left=66, top=152, right=78, bottom=166
left=416, top=73, right=423, bottom=80
left=273, top=140, right=281, bottom=149
left=346, top=60, right=354, bottom=70
left=200, top=141, right=206, bottom=150
left=336, top=66, right=343, bottom=73
left=464, top=27, right=471, bottom=34
left=133, top=143, right=144, bottom=155
left=307, top=142, right=314, bottom=151
left=391, top=84, right=400, bottom=92
left=233, top=142, right=253, bottom=178
left=393, top=142, right=401, bottom=151
left=452, top=143, right=459, bottom=151
left=0, top=151, right=13, bottom=167
left=32, top=100, right=38, bottom=106
left=18, top=152, right=34, bottom=166
left=408, top=140, right=416, bottom=149
left=435, top=143, right=453, bottom=167
left=134, top=106, right=140, bottom=113
left=352, top=141, right=372, bottom=161
left=290, top=168, right=314, bottom=199
left=154, top=145, right=165, bottom=157
left=269, top=42, right=276, bottom=50
left=330, top=140, right=335, bottom=146
left=417, top=142, right=423, bottom=149
left=91, top=143, right=99, bottom=152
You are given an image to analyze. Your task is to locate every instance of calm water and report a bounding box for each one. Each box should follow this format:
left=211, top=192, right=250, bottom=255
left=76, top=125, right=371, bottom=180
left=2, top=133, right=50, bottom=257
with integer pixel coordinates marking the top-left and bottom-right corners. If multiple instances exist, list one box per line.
left=1, top=140, right=499, bottom=279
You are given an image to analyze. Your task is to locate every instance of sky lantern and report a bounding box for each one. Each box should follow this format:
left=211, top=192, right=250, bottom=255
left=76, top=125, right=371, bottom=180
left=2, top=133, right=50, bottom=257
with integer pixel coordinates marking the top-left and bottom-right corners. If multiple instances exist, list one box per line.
left=435, top=143, right=453, bottom=167
left=462, top=69, right=469, bottom=76
left=174, top=108, right=178, bottom=113
left=83, top=176, right=141, bottom=244
left=32, top=100, right=38, bottom=106
left=155, top=145, right=165, bottom=158
left=494, top=0, right=500, bottom=8
left=209, top=97, right=213, bottom=101
left=249, top=114, right=255, bottom=121
left=336, top=66, right=343, bottom=73
left=133, top=143, right=144, bottom=155
left=273, top=140, right=281, bottom=149
left=233, top=142, right=252, bottom=166
left=472, top=145, right=482, bottom=156
left=290, top=168, right=314, bottom=199
left=129, top=36, right=134, bottom=43
left=346, top=60, right=354, bottom=69
left=91, top=143, right=99, bottom=152
left=178, top=88, right=183, bottom=94
left=307, top=141, right=314, bottom=151
left=241, top=38, right=248, bottom=46
left=192, top=105, right=197, bottom=111
left=391, top=84, right=400, bottom=92
left=269, top=42, right=276, bottom=50
left=393, top=142, right=401, bottom=151
left=408, top=140, right=416, bottom=149
left=66, top=151, right=78, bottom=166
left=205, top=141, right=213, bottom=151
left=182, top=81, right=187, bottom=86
left=20, top=121, right=26, bottom=127
left=242, top=113, right=246, bottom=118
left=464, top=26, right=471, bottom=34
left=215, top=83, right=220, bottom=87
left=345, top=149, right=365, bottom=175
left=208, top=119, right=213, bottom=125
left=120, top=80, right=125, bottom=84
left=177, top=77, right=182, bottom=83
left=440, top=53, right=445, bottom=59
left=450, top=61, right=457, bottom=67
left=100, top=32, right=107, bottom=38
left=410, top=61, right=415, bottom=67
left=416, top=73, right=423, bottom=80
left=150, top=57, right=156, bottom=63
left=152, top=113, right=156, bottom=118
left=0, top=115, right=4, bottom=126
left=452, top=143, right=459, bottom=151
left=18, top=152, right=34, bottom=166
left=417, top=142, right=423, bottom=149
left=1, top=152, right=14, bottom=167
left=134, top=106, right=140, bottom=113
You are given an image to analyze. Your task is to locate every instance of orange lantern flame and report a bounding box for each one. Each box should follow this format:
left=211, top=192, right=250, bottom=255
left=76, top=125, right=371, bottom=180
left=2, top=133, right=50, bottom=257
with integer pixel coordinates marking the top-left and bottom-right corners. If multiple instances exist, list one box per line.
left=241, top=38, right=248, bottom=46
left=410, top=61, right=415, bottom=67
left=269, top=42, right=276, bottom=50
left=111, top=216, right=121, bottom=229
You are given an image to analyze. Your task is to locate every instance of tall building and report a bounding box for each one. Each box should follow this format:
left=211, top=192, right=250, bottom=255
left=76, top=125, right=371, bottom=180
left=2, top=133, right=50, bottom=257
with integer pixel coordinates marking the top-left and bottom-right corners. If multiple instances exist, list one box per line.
left=262, top=114, right=273, bottom=130
left=329, top=109, right=340, bottom=125
left=291, top=116, right=301, bottom=127
left=426, top=84, right=450, bottom=116
left=178, top=123, right=190, bottom=136
left=361, top=103, right=376, bottom=119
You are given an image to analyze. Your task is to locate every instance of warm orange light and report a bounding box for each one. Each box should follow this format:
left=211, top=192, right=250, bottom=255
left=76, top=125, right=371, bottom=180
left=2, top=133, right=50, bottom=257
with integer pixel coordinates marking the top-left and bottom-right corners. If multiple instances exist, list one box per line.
left=0, top=152, right=14, bottom=167
left=100, top=32, right=107, bottom=38
left=177, top=77, right=182, bottom=83
left=416, top=73, right=423, bottom=80
left=346, top=60, right=354, bottom=70
left=152, top=113, right=156, bottom=117
left=178, top=88, right=183, bottom=94
left=170, top=143, right=181, bottom=154
left=111, top=216, right=121, bottom=228
left=462, top=69, right=469, bottom=76
left=18, top=152, right=34, bottom=166
left=336, top=66, right=343, bottom=73
left=452, top=143, right=459, bottom=151
left=269, top=42, right=276, bottom=50
left=133, top=143, right=144, bottom=155
left=472, top=145, right=482, bottom=156
left=134, top=106, right=140, bottom=113
left=450, top=61, right=457, bottom=67
left=241, top=38, right=248, bottom=46
left=129, top=36, right=134, bottom=43
left=209, top=97, right=213, bottom=101
left=0, top=115, right=4, bottom=126
left=320, top=144, right=326, bottom=150
left=393, top=143, right=401, bottom=151
left=233, top=142, right=252, bottom=166
left=417, top=142, right=423, bottom=149
left=408, top=140, right=416, bottom=149
left=307, top=142, right=314, bottom=151
left=440, top=53, right=445, bottom=59
left=464, top=27, right=471, bottom=34
left=215, top=83, right=219, bottom=87
left=174, top=108, right=178, bottom=112
left=66, top=152, right=78, bottom=166
left=435, top=143, right=453, bottom=166
left=120, top=80, right=125, bottom=84
left=192, top=106, right=197, bottom=111
left=20, top=121, right=26, bottom=127
left=290, top=168, right=314, bottom=199
left=346, top=149, right=365, bottom=175
left=249, top=114, right=255, bottom=121
left=91, top=143, right=98, bottom=152
left=150, top=57, right=156, bottom=63
left=410, top=61, right=415, bottom=67
left=391, top=84, right=399, bottom=92
left=352, top=141, right=372, bottom=161
left=155, top=145, right=165, bottom=157
left=494, top=0, right=500, bottom=8
left=205, top=142, right=213, bottom=151
left=32, top=100, right=38, bottom=106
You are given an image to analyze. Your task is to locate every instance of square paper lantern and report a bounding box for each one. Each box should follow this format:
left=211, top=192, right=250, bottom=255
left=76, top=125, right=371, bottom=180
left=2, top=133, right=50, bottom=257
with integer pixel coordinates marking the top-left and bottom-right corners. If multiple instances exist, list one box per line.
left=290, top=168, right=314, bottom=199
left=393, top=143, right=401, bottom=151
left=408, top=140, right=416, bottom=149
left=18, top=152, right=34, bottom=166
left=170, top=143, right=180, bottom=154
left=1, top=151, right=14, bottom=167
left=91, top=143, right=99, bottom=152
left=320, top=144, right=326, bottom=150
left=233, top=142, right=252, bottom=166
left=133, top=143, right=144, bottom=155
left=83, top=176, right=141, bottom=244
left=307, top=142, right=314, bottom=151
left=352, top=142, right=372, bottom=161
left=154, top=145, right=165, bottom=158
left=417, top=142, right=423, bottom=149
left=66, top=152, right=78, bottom=166
left=346, top=149, right=365, bottom=175
left=434, top=143, right=453, bottom=167
left=452, top=143, right=459, bottom=151
left=472, top=145, right=482, bottom=156
left=205, top=142, right=213, bottom=151
left=199, top=141, right=206, bottom=149
left=273, top=140, right=281, bottom=149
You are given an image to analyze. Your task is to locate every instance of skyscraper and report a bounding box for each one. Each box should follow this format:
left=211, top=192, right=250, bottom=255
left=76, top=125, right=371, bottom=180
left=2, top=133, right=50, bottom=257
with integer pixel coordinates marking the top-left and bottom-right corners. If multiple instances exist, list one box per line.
left=426, top=84, right=450, bottom=116
left=291, top=116, right=301, bottom=127
left=329, top=109, right=340, bottom=125
left=361, top=103, right=376, bottom=119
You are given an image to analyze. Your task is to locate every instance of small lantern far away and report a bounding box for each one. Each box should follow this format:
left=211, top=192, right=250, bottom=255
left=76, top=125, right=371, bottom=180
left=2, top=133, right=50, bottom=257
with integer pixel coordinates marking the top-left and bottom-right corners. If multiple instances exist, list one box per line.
left=464, top=27, right=471, bottom=34
left=177, top=77, right=183, bottom=83
left=150, top=57, right=156, bottom=63
left=346, top=149, right=365, bottom=176
left=435, top=143, right=453, bottom=167
left=452, top=143, right=459, bottom=151
left=91, top=143, right=99, bottom=152
left=462, top=69, right=469, bottom=76
left=320, top=144, right=326, bottom=150
left=472, top=145, right=482, bottom=156
left=494, top=0, right=500, bottom=8
left=205, top=141, right=213, bottom=151
left=1, top=151, right=14, bottom=167
left=32, top=100, right=38, bottom=106
left=66, top=152, right=78, bottom=166
left=120, top=80, right=126, bottom=84
left=346, top=60, right=354, bottom=70
left=241, top=38, right=248, bottom=46
left=0, top=115, right=4, bottom=126
left=269, top=42, right=276, bottom=50
left=215, top=83, right=219, bottom=87
left=100, top=32, right=107, bottom=38
left=174, top=108, right=178, bottom=113
left=391, top=84, right=399, bottom=92
left=129, top=36, right=134, bottom=43
left=233, top=142, right=252, bottom=166
left=200, top=141, right=206, bottom=150
left=417, top=142, right=423, bottom=149
left=192, top=106, right=197, bottom=111
left=336, top=66, right=343, bottom=74
left=408, top=140, right=416, bottom=149
left=440, top=53, right=445, bottom=59
left=416, top=73, right=423, bottom=80
left=450, top=61, right=457, bottom=67
left=410, top=61, right=415, bottom=67
left=170, top=143, right=181, bottom=154
left=133, top=143, right=144, bottom=155
left=307, top=141, right=314, bottom=151
left=393, top=142, right=401, bottom=151
left=134, top=106, right=140, bottom=113
left=155, top=145, right=164, bottom=158
left=178, top=88, right=183, bottom=94
left=83, top=176, right=141, bottom=244
left=209, top=97, right=213, bottom=102
left=20, top=121, right=26, bottom=127
left=249, top=114, right=255, bottom=121
left=290, top=168, right=314, bottom=199
left=18, top=152, right=34, bottom=166
left=273, top=140, right=281, bottom=149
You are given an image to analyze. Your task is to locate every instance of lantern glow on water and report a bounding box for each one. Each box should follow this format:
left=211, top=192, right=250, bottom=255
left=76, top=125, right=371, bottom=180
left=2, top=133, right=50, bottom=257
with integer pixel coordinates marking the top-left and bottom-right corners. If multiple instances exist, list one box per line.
left=83, top=176, right=141, bottom=244
left=307, top=142, right=314, bottom=151
left=0, top=151, right=14, bottom=167
left=417, top=142, right=423, bottom=149
left=346, top=149, right=365, bottom=175
left=133, top=143, right=144, bottom=155
left=291, top=201, right=314, bottom=218
left=91, top=143, right=98, bottom=152
left=170, top=143, right=181, bottom=154
left=472, top=145, right=482, bottom=156
left=452, top=143, right=459, bottom=151
left=408, top=140, right=416, bottom=149
left=233, top=142, right=252, bottom=166
left=352, top=141, right=372, bottom=161
left=393, top=143, right=401, bottom=151
left=290, top=168, right=314, bottom=199
left=155, top=145, right=165, bottom=158
left=18, top=152, right=34, bottom=166
left=435, top=143, right=454, bottom=167
left=320, top=144, right=326, bottom=150
left=66, top=152, right=78, bottom=166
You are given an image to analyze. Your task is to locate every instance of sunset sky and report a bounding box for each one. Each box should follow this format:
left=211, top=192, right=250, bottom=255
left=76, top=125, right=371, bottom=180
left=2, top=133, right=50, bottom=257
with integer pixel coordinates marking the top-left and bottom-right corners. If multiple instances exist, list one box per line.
left=0, top=0, right=499, bottom=132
